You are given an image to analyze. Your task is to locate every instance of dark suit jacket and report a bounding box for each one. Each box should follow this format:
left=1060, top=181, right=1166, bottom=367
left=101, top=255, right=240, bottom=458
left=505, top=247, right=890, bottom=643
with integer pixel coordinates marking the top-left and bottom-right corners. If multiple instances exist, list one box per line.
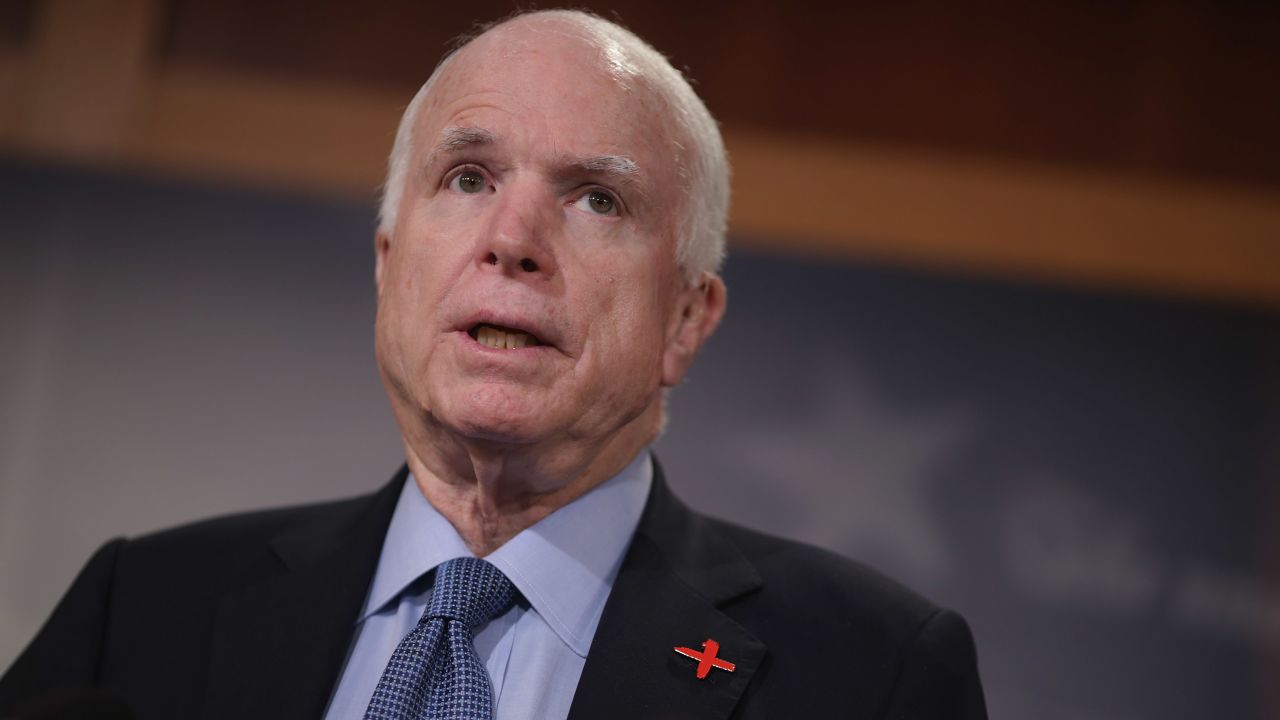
left=0, top=464, right=987, bottom=719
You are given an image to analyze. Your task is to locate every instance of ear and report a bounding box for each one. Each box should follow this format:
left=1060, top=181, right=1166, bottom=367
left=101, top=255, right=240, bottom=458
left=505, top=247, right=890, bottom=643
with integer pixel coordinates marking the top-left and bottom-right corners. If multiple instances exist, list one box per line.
left=661, top=272, right=727, bottom=387
left=374, top=228, right=391, bottom=296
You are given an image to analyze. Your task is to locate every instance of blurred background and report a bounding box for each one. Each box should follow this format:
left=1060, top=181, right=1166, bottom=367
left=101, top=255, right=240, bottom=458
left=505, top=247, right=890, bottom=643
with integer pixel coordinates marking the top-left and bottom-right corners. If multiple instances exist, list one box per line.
left=2, top=0, right=1279, bottom=717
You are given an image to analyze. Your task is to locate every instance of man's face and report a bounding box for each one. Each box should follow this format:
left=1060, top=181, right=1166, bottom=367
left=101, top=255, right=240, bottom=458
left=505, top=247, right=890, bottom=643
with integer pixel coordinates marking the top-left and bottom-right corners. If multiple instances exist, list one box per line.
left=375, top=25, right=707, bottom=451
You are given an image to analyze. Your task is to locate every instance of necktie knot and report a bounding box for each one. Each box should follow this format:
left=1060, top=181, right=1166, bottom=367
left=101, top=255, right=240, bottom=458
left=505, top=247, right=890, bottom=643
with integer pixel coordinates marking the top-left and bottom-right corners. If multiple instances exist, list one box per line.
left=427, top=557, right=517, bottom=629
left=364, top=557, right=514, bottom=719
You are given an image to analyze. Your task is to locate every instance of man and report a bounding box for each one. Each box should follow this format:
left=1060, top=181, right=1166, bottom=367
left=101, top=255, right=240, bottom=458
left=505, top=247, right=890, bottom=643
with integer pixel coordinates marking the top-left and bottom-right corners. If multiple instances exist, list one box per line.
left=0, top=10, right=986, bottom=719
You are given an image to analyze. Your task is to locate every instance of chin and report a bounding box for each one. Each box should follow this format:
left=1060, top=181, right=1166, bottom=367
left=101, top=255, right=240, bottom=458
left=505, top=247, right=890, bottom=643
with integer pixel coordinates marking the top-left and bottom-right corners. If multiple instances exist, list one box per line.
left=436, top=384, right=555, bottom=445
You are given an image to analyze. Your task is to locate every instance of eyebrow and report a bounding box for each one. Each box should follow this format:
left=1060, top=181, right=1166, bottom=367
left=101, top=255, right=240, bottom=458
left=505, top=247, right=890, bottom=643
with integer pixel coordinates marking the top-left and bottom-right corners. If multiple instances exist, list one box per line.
left=573, top=154, right=639, bottom=177
left=425, top=126, right=496, bottom=168
left=557, top=154, right=648, bottom=204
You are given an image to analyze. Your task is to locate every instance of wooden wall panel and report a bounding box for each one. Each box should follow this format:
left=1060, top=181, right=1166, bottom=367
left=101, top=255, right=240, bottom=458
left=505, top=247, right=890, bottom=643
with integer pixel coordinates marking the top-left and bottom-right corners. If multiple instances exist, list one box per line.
left=161, top=0, right=1280, bottom=187
left=1, top=0, right=1278, bottom=306
left=0, top=0, right=37, bottom=50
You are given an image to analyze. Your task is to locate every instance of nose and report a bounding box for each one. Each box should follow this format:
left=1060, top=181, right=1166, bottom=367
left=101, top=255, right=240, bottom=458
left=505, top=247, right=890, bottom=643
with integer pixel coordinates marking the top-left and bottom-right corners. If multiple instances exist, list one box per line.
left=476, top=181, right=557, bottom=280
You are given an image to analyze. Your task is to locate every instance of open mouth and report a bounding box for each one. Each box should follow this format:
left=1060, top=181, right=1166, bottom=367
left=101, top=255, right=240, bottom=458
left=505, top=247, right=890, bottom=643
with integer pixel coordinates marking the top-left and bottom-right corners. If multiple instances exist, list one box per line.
left=468, top=323, right=544, bottom=350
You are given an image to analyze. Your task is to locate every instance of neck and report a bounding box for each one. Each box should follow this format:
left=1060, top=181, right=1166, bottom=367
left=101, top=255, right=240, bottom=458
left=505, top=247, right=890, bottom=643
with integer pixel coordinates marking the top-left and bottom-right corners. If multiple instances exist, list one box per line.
left=403, top=405, right=659, bottom=556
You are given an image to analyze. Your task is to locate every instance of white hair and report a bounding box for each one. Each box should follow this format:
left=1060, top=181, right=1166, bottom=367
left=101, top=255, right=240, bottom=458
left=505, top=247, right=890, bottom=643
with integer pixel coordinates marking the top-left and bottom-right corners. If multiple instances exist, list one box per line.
left=377, top=10, right=730, bottom=282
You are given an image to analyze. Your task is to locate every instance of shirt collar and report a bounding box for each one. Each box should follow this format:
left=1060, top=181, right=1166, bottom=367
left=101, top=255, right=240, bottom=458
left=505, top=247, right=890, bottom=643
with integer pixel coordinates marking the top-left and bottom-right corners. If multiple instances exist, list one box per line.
left=361, top=451, right=654, bottom=658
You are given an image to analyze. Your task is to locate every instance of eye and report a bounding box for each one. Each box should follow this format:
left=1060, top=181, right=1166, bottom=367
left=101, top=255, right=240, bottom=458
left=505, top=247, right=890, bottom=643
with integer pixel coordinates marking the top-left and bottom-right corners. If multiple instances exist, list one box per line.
left=575, top=189, right=619, bottom=216
left=448, top=170, right=488, bottom=194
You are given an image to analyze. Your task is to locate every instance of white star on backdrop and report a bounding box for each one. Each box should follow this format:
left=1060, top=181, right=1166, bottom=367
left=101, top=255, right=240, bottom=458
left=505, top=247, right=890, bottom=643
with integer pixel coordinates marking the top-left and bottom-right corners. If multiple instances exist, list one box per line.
left=721, top=363, right=977, bottom=587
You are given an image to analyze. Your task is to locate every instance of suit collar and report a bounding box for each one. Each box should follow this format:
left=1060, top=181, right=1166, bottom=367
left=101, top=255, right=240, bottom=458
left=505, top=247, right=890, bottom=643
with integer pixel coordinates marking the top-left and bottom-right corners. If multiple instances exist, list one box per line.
left=630, top=461, right=763, bottom=606
left=202, top=466, right=406, bottom=720
left=266, top=464, right=407, bottom=572
left=567, top=461, right=767, bottom=720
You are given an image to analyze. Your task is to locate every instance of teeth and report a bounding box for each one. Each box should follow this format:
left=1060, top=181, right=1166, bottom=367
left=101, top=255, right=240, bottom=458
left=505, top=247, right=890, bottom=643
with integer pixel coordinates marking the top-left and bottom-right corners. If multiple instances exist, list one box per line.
left=476, top=325, right=535, bottom=350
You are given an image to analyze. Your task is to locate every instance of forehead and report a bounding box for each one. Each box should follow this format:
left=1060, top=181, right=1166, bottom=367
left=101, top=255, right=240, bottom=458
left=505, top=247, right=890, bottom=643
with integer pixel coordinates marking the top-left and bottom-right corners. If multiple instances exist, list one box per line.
left=414, top=21, right=678, bottom=175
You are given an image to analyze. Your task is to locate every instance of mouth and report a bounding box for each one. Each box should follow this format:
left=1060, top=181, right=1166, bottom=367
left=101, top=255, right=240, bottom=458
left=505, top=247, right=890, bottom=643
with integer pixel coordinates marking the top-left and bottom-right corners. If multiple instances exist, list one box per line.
left=467, top=323, right=545, bottom=350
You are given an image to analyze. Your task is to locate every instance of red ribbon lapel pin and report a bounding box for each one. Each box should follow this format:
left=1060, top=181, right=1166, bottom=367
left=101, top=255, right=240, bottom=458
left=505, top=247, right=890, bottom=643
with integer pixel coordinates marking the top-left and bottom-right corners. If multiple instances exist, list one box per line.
left=673, top=638, right=736, bottom=679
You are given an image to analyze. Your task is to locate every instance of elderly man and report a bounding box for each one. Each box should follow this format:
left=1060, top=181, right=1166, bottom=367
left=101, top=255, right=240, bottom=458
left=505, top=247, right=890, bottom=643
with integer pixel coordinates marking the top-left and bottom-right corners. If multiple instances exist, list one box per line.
left=0, top=10, right=985, bottom=720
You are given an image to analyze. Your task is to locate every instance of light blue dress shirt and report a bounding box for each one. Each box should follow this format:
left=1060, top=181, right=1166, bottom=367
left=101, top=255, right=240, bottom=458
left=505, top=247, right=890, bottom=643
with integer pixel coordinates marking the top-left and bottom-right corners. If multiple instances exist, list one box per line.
left=322, top=451, right=653, bottom=720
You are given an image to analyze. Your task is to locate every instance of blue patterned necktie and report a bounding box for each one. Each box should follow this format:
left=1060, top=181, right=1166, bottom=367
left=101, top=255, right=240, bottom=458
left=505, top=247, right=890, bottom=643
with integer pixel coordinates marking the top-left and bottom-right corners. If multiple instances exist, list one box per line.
left=363, top=557, right=517, bottom=720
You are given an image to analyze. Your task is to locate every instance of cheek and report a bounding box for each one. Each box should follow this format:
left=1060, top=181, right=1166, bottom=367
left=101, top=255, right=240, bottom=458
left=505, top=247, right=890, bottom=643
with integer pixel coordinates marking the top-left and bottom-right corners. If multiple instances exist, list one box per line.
left=585, top=269, right=670, bottom=377
left=382, top=244, right=452, bottom=357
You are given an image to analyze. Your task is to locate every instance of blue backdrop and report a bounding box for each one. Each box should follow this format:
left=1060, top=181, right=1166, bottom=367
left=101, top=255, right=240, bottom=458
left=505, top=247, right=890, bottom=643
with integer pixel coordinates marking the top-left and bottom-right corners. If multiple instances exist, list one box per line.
left=1, top=158, right=1277, bottom=718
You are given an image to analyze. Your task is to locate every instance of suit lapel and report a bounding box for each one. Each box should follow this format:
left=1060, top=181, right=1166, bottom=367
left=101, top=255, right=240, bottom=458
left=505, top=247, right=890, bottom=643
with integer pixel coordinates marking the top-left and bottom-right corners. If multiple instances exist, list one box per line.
left=202, top=468, right=406, bottom=720
left=568, top=465, right=767, bottom=720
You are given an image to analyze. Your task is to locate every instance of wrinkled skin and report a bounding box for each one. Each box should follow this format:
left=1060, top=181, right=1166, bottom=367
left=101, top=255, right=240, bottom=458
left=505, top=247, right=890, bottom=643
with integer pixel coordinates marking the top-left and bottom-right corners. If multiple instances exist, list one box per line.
left=374, top=17, right=726, bottom=554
